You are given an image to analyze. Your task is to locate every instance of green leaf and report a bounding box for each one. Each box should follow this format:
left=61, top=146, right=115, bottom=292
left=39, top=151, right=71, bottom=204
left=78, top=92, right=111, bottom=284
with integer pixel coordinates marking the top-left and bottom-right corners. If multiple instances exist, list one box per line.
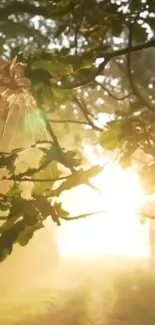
left=38, top=144, right=79, bottom=170
left=7, top=183, right=21, bottom=198
left=53, top=165, right=103, bottom=196
left=16, top=225, right=34, bottom=246
left=31, top=59, right=73, bottom=77
left=119, top=141, right=138, bottom=169
left=55, top=24, right=68, bottom=38
left=0, top=200, right=10, bottom=212
left=0, top=248, right=11, bottom=263
left=54, top=202, right=69, bottom=218
left=65, top=151, right=82, bottom=167
left=37, top=146, right=60, bottom=168
left=134, top=24, right=148, bottom=43
left=100, top=119, right=126, bottom=150
left=132, top=0, right=142, bottom=11
left=0, top=21, right=38, bottom=38
left=111, top=19, right=123, bottom=37
left=59, top=66, right=96, bottom=89
left=25, top=67, right=52, bottom=86
left=3, top=198, right=25, bottom=229
left=0, top=216, right=18, bottom=235
left=32, top=162, right=61, bottom=195
left=119, top=153, right=131, bottom=169
left=60, top=47, right=70, bottom=56
left=0, top=154, right=15, bottom=170
left=0, top=219, right=26, bottom=262
left=52, top=88, right=72, bottom=106
left=33, top=195, right=60, bottom=225
left=100, top=129, right=118, bottom=150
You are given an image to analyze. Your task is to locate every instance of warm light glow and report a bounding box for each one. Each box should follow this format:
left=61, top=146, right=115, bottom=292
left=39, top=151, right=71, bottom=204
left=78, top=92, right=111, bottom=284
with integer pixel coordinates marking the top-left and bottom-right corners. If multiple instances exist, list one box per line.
left=55, top=156, right=150, bottom=259
left=94, top=162, right=143, bottom=215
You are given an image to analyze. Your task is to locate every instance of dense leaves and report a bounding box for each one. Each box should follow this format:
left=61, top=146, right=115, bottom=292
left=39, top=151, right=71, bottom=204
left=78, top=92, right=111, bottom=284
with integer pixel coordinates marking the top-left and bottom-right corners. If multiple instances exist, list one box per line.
left=0, top=142, right=103, bottom=261
left=1, top=0, right=155, bottom=261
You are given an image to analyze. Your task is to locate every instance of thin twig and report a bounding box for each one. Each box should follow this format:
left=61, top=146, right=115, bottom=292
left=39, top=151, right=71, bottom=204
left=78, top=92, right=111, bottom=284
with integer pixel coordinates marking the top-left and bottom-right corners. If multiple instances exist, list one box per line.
left=73, top=95, right=103, bottom=132
left=95, top=80, right=133, bottom=101
left=80, top=94, right=99, bottom=120
left=49, top=118, right=90, bottom=126
left=59, top=210, right=106, bottom=221
left=0, top=210, right=106, bottom=223
left=1, top=175, right=71, bottom=182
left=59, top=38, right=155, bottom=89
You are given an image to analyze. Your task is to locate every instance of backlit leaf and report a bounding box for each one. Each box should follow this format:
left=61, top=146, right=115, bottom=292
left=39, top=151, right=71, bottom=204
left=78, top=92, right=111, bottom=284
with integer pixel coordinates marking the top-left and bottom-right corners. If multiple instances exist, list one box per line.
left=16, top=225, right=34, bottom=246
left=32, top=161, right=61, bottom=195
left=100, top=129, right=118, bottom=150
left=53, top=165, right=103, bottom=196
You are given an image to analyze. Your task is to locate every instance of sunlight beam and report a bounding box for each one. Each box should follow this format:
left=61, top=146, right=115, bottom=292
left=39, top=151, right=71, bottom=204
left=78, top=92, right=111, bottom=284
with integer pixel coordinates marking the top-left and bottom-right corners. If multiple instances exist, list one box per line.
left=55, top=159, right=149, bottom=259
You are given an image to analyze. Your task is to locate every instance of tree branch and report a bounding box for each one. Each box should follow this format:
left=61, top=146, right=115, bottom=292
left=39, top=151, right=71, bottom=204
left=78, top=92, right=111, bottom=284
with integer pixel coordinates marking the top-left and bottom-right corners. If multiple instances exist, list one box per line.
left=95, top=80, right=133, bottom=101
left=60, top=38, right=155, bottom=89
left=98, top=39, right=155, bottom=82
left=59, top=210, right=106, bottom=221
left=1, top=175, right=71, bottom=183
left=80, top=94, right=99, bottom=121
left=73, top=95, right=103, bottom=132
left=49, top=118, right=90, bottom=126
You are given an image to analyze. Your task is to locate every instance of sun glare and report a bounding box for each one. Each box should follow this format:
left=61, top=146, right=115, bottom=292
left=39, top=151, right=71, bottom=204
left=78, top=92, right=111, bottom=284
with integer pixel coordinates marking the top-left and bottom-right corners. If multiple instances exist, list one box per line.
left=55, top=156, right=149, bottom=259
left=94, top=162, right=144, bottom=215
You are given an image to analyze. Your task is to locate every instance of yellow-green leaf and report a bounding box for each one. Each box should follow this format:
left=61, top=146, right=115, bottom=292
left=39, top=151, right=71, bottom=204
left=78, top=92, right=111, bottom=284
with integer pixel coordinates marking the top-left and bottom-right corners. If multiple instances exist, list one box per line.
left=32, top=162, right=61, bottom=195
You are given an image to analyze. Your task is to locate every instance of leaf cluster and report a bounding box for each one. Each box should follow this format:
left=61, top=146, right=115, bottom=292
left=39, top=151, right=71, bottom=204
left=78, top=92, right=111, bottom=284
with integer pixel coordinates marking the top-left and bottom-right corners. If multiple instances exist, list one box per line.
left=0, top=140, right=102, bottom=261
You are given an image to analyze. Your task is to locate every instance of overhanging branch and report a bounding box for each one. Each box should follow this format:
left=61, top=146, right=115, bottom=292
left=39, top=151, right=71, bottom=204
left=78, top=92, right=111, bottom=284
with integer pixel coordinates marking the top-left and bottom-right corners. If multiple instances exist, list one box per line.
left=59, top=38, right=155, bottom=89
left=49, top=118, right=90, bottom=126
left=59, top=210, right=106, bottom=221
left=1, top=175, right=71, bottom=183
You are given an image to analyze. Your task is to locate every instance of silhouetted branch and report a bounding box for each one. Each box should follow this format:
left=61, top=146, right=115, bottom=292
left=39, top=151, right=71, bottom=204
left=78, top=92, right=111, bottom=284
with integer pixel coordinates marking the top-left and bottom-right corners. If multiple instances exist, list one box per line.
left=59, top=210, right=106, bottom=221
left=0, top=210, right=106, bottom=223
left=49, top=118, right=90, bottom=126
left=73, top=95, right=103, bottom=132
left=0, top=209, right=106, bottom=223
left=80, top=95, right=99, bottom=121
left=60, top=38, right=155, bottom=89
left=1, top=175, right=71, bottom=183
left=95, top=80, right=133, bottom=101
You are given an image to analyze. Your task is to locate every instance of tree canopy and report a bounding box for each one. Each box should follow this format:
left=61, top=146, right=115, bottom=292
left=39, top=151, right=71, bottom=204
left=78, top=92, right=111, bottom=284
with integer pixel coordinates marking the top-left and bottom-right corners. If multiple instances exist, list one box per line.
left=0, top=0, right=155, bottom=262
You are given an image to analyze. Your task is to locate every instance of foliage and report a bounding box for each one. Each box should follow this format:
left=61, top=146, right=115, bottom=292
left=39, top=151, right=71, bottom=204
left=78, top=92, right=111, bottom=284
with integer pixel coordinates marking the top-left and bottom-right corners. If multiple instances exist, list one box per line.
left=0, top=0, right=155, bottom=261
left=0, top=140, right=102, bottom=261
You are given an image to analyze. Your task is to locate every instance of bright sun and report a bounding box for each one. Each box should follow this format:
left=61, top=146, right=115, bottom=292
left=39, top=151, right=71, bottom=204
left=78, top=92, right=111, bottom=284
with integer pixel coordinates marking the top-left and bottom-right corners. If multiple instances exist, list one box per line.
left=46, top=146, right=150, bottom=259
